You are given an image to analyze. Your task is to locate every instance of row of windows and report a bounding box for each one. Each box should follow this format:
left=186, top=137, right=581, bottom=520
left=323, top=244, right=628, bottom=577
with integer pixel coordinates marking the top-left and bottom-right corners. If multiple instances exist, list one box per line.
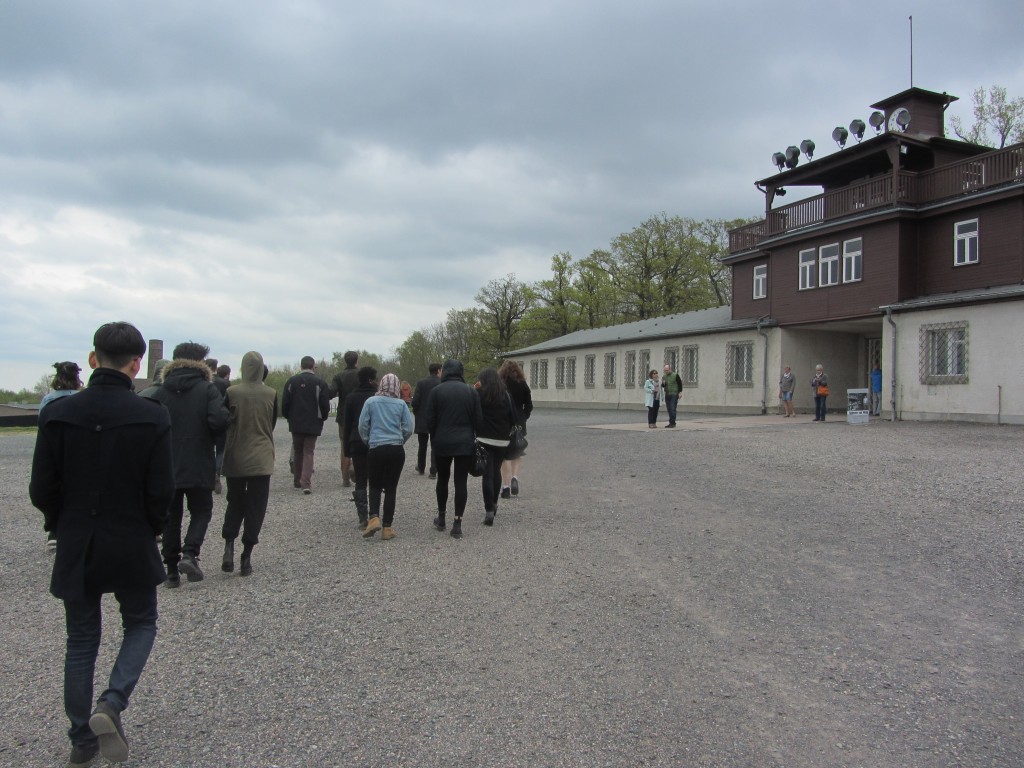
left=529, top=343, right=757, bottom=390
left=752, top=220, right=980, bottom=300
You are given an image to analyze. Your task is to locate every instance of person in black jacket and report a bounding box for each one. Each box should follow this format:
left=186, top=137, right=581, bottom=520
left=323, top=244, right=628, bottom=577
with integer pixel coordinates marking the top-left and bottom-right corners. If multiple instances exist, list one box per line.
left=475, top=367, right=515, bottom=526
left=208, top=360, right=231, bottom=493
left=147, top=342, right=230, bottom=586
left=499, top=359, right=533, bottom=498
left=30, top=322, right=175, bottom=767
left=342, top=366, right=377, bottom=530
left=282, top=356, right=331, bottom=494
left=410, top=362, right=441, bottom=477
left=422, top=359, right=483, bottom=539
left=328, top=350, right=360, bottom=487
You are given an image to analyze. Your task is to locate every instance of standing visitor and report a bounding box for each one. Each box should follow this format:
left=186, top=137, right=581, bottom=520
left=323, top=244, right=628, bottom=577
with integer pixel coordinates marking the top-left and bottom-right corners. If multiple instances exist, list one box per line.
left=870, top=363, right=883, bottom=417
left=220, top=351, right=277, bottom=577
left=661, top=363, right=683, bottom=428
left=475, top=368, right=515, bottom=526
left=498, top=359, right=532, bottom=498
left=644, top=369, right=661, bottom=428
left=779, top=365, right=796, bottom=417
left=146, top=342, right=229, bottom=587
left=811, top=364, right=829, bottom=422
left=411, top=363, right=442, bottom=478
left=329, top=350, right=360, bottom=487
left=282, top=356, right=330, bottom=494
left=343, top=366, right=378, bottom=530
left=423, top=359, right=483, bottom=539
left=30, top=322, right=174, bottom=767
left=358, top=373, right=414, bottom=540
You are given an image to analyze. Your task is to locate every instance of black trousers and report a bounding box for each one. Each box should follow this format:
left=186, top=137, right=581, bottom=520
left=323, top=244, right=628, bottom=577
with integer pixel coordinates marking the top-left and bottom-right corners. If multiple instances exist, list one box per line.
left=435, top=454, right=473, bottom=518
left=367, top=444, right=405, bottom=527
left=481, top=443, right=506, bottom=513
left=162, top=487, right=213, bottom=567
left=416, top=432, right=436, bottom=474
left=351, top=453, right=369, bottom=523
left=222, top=476, right=271, bottom=548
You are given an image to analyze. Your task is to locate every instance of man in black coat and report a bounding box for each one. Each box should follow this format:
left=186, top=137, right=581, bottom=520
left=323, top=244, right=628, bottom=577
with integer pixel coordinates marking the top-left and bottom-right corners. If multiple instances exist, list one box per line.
left=342, top=366, right=378, bottom=529
left=410, top=362, right=442, bottom=477
left=328, top=350, right=360, bottom=487
left=147, top=342, right=230, bottom=585
left=282, top=355, right=331, bottom=494
left=30, top=322, right=175, bottom=767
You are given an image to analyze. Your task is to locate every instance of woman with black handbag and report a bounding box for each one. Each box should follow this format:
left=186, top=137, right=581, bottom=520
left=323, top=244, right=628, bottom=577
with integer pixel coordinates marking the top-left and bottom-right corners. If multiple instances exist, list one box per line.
left=498, top=360, right=533, bottom=499
left=475, top=368, right=516, bottom=526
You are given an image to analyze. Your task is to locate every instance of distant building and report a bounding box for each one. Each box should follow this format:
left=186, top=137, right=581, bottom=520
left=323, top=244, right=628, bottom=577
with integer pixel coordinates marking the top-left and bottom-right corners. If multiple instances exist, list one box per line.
left=509, top=87, right=1024, bottom=424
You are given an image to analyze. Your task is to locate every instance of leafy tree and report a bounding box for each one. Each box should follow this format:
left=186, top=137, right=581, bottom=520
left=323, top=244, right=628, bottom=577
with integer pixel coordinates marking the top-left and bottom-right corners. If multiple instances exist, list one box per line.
left=950, top=86, right=1024, bottom=148
left=475, top=274, right=536, bottom=356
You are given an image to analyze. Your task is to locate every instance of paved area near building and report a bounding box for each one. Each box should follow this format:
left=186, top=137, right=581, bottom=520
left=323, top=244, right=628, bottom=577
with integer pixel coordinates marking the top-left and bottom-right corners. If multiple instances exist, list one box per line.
left=2, top=409, right=1021, bottom=767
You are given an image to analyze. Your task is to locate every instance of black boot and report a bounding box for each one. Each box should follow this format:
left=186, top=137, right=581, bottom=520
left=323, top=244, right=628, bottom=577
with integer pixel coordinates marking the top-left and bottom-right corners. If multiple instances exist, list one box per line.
left=239, top=544, right=253, bottom=576
left=354, top=487, right=369, bottom=529
left=221, top=540, right=234, bottom=573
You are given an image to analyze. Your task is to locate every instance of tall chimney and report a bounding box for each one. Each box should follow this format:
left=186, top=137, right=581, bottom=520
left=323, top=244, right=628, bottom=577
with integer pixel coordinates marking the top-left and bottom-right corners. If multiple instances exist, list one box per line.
left=147, top=340, right=164, bottom=380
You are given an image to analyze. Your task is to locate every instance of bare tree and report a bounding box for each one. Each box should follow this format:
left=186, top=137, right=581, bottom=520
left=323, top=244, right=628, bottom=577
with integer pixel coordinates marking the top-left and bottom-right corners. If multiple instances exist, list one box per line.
left=950, top=86, right=1024, bottom=148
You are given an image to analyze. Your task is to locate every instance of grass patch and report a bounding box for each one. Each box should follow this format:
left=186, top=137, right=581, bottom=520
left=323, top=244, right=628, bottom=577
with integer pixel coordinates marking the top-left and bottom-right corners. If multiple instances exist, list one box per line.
left=0, top=427, right=37, bottom=435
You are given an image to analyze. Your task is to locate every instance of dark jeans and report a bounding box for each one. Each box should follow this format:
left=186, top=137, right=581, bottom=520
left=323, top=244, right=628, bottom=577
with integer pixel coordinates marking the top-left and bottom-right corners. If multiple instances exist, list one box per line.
left=814, top=395, right=828, bottom=421
left=664, top=394, right=679, bottom=426
left=647, top=401, right=660, bottom=426
left=416, top=432, right=436, bottom=474
left=162, top=487, right=213, bottom=568
left=290, top=433, right=318, bottom=489
left=63, top=588, right=157, bottom=746
left=214, top=432, right=226, bottom=473
left=481, top=443, right=506, bottom=512
left=222, top=475, right=271, bottom=547
left=435, top=454, right=473, bottom=518
left=368, top=444, right=405, bottom=526
left=351, top=453, right=369, bottom=523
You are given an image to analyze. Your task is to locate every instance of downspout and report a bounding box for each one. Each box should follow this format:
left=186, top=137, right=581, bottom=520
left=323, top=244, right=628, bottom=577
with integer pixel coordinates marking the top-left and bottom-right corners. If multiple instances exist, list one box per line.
left=756, top=316, right=769, bottom=415
left=885, top=307, right=898, bottom=422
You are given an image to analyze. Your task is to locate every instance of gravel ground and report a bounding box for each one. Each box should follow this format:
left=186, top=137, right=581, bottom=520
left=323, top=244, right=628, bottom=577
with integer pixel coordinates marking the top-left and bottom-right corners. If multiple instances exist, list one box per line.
left=1, top=411, right=1022, bottom=768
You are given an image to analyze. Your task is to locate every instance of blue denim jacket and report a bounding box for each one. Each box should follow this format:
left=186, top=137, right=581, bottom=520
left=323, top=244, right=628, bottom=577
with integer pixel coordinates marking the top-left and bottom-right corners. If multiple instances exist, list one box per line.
left=358, top=396, right=413, bottom=448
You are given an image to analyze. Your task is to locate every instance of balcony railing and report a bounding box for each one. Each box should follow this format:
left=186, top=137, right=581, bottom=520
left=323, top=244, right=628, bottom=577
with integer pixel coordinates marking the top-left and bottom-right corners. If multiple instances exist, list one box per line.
left=729, top=143, right=1024, bottom=253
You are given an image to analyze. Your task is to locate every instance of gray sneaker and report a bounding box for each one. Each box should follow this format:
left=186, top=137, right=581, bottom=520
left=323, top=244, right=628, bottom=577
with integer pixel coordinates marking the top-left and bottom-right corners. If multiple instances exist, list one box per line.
left=67, top=741, right=99, bottom=767
left=89, top=700, right=129, bottom=763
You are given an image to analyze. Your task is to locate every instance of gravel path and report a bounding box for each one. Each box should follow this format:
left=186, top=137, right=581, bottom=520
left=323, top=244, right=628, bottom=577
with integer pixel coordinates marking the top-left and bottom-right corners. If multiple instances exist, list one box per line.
left=2, top=411, right=1022, bottom=767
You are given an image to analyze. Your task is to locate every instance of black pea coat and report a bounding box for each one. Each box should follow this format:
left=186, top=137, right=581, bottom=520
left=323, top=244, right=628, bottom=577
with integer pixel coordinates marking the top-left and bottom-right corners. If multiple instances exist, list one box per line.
left=29, top=368, right=175, bottom=600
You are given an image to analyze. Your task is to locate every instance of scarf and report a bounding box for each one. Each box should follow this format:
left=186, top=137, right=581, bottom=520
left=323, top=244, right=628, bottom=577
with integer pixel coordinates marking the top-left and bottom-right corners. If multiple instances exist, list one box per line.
left=377, top=373, right=402, bottom=398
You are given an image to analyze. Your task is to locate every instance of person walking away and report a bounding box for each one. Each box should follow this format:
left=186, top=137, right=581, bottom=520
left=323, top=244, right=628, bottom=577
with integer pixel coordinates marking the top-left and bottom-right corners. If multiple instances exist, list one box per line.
left=358, top=373, right=414, bottom=540
left=343, top=366, right=378, bottom=530
left=282, top=356, right=330, bottom=494
left=30, top=322, right=175, bottom=767
left=329, top=350, right=360, bottom=487
left=147, top=342, right=229, bottom=587
left=779, top=365, right=796, bottom=417
left=411, top=363, right=442, bottom=478
left=644, top=370, right=661, bottom=428
left=209, top=362, right=231, bottom=493
left=498, top=359, right=532, bottom=498
left=870, top=363, right=883, bottom=417
left=475, top=368, right=515, bottom=526
left=38, top=360, right=84, bottom=550
left=423, top=359, right=483, bottom=539
left=220, top=351, right=277, bottom=577
left=811, top=364, right=829, bottom=422
left=661, top=363, right=683, bottom=427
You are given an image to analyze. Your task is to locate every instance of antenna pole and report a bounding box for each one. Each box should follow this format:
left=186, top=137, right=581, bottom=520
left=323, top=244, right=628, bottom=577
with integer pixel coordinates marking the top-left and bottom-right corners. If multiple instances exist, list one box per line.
left=909, top=15, right=914, bottom=87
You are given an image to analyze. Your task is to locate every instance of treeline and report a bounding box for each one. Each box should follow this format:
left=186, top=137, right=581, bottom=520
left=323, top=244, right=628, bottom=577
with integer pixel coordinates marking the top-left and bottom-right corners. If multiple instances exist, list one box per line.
left=270, top=213, right=755, bottom=395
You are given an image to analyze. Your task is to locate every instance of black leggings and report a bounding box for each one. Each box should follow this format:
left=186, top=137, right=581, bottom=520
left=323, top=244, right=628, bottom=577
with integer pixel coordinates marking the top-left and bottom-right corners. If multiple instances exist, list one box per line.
left=367, top=444, right=405, bottom=527
left=435, top=454, right=473, bottom=518
left=481, top=443, right=505, bottom=512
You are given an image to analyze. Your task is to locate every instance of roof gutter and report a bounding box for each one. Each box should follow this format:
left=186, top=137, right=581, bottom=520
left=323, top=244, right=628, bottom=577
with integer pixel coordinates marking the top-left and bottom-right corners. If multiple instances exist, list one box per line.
left=885, top=307, right=898, bottom=422
left=756, top=315, right=770, bottom=415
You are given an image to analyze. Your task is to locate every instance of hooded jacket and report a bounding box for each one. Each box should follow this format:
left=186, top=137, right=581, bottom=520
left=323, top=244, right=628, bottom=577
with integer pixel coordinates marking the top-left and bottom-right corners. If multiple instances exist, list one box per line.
left=282, top=368, right=331, bottom=435
left=146, top=358, right=230, bottom=489
left=222, top=351, right=278, bottom=477
left=421, top=360, right=483, bottom=457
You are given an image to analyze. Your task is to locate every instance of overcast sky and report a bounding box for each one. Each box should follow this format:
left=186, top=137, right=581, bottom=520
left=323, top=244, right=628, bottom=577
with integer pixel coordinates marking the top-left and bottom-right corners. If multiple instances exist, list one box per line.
left=2, top=1, right=1022, bottom=391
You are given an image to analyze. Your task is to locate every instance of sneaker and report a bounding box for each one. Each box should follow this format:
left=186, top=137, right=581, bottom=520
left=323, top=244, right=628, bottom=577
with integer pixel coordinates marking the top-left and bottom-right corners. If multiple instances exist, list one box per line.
left=68, top=741, right=99, bottom=767
left=433, top=514, right=446, bottom=531
left=510, top=478, right=519, bottom=496
left=450, top=519, right=463, bottom=539
left=500, top=487, right=511, bottom=500
left=165, top=571, right=181, bottom=589
left=484, top=511, right=495, bottom=526
left=47, top=533, right=57, bottom=552
left=178, top=555, right=205, bottom=582
left=358, top=518, right=368, bottom=531
left=239, top=556, right=252, bottom=577
left=221, top=541, right=234, bottom=573
left=381, top=527, right=396, bottom=540
left=89, top=700, right=129, bottom=763
left=428, top=470, right=437, bottom=480
left=363, top=517, right=382, bottom=538
left=302, top=487, right=312, bottom=495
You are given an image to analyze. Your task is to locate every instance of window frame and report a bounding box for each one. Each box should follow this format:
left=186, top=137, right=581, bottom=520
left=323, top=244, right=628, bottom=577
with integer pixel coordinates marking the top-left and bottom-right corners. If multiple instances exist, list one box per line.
left=842, top=237, right=862, bottom=283
left=583, top=355, right=596, bottom=389
left=680, top=345, right=698, bottom=386
left=624, top=350, right=637, bottom=388
left=555, top=357, right=565, bottom=389
left=753, top=263, right=768, bottom=299
left=818, top=243, right=839, bottom=287
left=920, top=322, right=969, bottom=385
left=799, top=248, right=816, bottom=290
left=726, top=341, right=754, bottom=387
left=954, top=219, right=979, bottom=266
left=603, top=352, right=617, bottom=388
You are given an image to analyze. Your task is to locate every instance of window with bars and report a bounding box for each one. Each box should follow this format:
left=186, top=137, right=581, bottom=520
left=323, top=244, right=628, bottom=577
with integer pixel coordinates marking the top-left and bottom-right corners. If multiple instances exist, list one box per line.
left=726, top=342, right=754, bottom=386
left=920, top=322, right=968, bottom=384
left=638, top=349, right=651, bottom=383
left=753, top=264, right=767, bottom=299
left=603, top=353, right=616, bottom=387
left=663, top=347, right=678, bottom=372
left=954, top=220, right=978, bottom=266
left=538, top=360, right=549, bottom=389
left=529, top=360, right=538, bottom=387
left=565, top=357, right=576, bottom=388
left=584, top=355, right=596, bottom=388
left=555, top=358, right=565, bottom=388
left=681, top=345, right=698, bottom=386
left=799, top=249, right=816, bottom=290
left=819, top=243, right=839, bottom=286
left=843, top=237, right=862, bottom=283
left=624, top=351, right=637, bottom=387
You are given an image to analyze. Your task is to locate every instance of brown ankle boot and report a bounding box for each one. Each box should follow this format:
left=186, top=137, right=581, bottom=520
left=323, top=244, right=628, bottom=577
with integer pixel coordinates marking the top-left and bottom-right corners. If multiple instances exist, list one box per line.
left=381, top=527, right=395, bottom=540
